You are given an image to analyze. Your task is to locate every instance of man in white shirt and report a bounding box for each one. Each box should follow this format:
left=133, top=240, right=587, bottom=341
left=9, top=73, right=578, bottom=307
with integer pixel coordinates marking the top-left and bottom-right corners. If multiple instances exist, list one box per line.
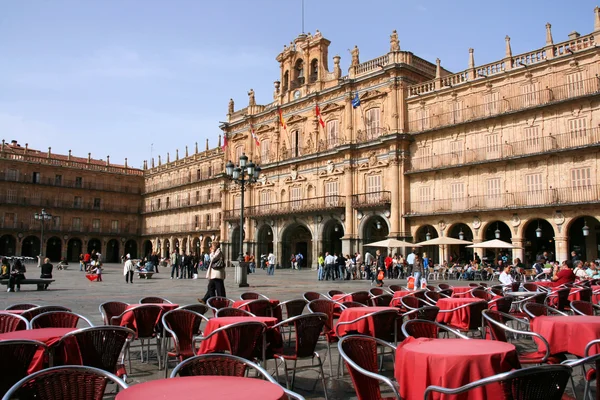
left=406, top=250, right=416, bottom=277
left=267, top=252, right=275, bottom=275
left=324, top=252, right=335, bottom=281
left=499, top=265, right=515, bottom=286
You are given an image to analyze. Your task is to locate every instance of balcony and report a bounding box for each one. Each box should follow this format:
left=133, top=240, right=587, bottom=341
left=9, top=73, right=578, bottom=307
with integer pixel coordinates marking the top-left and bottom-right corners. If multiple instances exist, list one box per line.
left=143, top=194, right=222, bottom=214
left=0, top=173, right=142, bottom=194
left=142, top=222, right=216, bottom=235
left=408, top=127, right=600, bottom=173
left=352, top=191, right=391, bottom=209
left=408, top=77, right=600, bottom=133
left=405, top=185, right=600, bottom=216
left=0, top=194, right=140, bottom=214
left=144, top=175, right=222, bottom=195
left=244, top=195, right=346, bottom=219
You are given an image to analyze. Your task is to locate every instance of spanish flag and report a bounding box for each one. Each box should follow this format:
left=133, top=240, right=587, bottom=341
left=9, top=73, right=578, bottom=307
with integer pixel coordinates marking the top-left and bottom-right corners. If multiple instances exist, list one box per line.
left=315, top=104, right=325, bottom=128
left=278, top=107, right=287, bottom=130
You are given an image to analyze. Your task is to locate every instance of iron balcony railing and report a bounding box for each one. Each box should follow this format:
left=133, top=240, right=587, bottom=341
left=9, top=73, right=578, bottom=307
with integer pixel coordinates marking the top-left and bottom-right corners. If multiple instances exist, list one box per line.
left=408, top=126, right=600, bottom=172
left=352, top=191, right=391, bottom=208
left=142, top=222, right=216, bottom=235
left=0, top=222, right=141, bottom=236
left=227, top=195, right=346, bottom=219
left=0, top=172, right=143, bottom=194
left=406, top=185, right=600, bottom=216
left=143, top=194, right=221, bottom=213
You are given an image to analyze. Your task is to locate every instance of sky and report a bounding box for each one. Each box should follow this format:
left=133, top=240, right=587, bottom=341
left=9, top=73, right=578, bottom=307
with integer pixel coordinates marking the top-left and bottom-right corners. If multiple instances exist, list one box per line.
left=1, top=0, right=598, bottom=169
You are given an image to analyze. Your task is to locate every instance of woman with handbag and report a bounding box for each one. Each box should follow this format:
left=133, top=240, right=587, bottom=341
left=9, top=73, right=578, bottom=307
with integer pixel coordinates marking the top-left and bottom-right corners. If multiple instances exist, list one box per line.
left=198, top=241, right=226, bottom=304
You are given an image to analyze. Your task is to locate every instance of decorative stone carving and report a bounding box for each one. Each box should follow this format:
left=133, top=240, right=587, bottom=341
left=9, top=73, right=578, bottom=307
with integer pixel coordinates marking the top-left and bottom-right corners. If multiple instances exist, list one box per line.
left=511, top=214, right=521, bottom=227
left=228, top=98, right=234, bottom=115
left=368, top=151, right=377, bottom=166
left=248, top=89, right=256, bottom=106
left=327, top=160, right=334, bottom=174
left=472, top=217, right=481, bottom=230
left=554, top=211, right=565, bottom=233
left=351, top=45, right=360, bottom=66
left=438, top=220, right=446, bottom=232
left=390, top=30, right=400, bottom=52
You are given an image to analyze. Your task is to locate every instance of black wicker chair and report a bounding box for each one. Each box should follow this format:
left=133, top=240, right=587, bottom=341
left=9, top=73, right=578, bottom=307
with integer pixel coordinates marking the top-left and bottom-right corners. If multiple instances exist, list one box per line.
left=401, top=319, right=469, bottom=339
left=99, top=301, right=129, bottom=326
left=0, top=313, right=29, bottom=333
left=215, top=308, right=255, bottom=317
left=30, top=311, right=93, bottom=329
left=0, top=340, right=46, bottom=396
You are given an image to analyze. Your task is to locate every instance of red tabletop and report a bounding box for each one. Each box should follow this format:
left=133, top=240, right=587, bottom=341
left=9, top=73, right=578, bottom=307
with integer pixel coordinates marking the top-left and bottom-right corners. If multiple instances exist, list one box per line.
left=436, top=298, right=486, bottom=330
left=450, top=286, right=473, bottom=298
left=593, top=285, right=600, bottom=304
left=120, top=303, right=179, bottom=329
left=336, top=306, right=399, bottom=337
left=395, top=337, right=520, bottom=400
left=198, top=316, right=281, bottom=355
left=5, top=309, right=25, bottom=314
left=0, top=328, right=77, bottom=373
left=531, top=315, right=600, bottom=357
left=232, top=299, right=283, bottom=321
left=115, top=376, right=286, bottom=400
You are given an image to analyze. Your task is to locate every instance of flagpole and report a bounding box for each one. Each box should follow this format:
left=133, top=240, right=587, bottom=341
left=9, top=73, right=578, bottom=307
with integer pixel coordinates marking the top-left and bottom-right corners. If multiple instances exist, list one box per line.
left=301, top=0, right=305, bottom=34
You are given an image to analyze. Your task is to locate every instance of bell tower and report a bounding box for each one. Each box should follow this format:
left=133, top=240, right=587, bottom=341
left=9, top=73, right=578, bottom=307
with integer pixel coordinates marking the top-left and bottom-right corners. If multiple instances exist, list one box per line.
left=276, top=30, right=332, bottom=104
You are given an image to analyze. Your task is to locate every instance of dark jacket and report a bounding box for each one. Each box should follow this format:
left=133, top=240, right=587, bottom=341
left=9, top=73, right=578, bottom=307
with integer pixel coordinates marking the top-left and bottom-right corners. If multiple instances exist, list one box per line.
left=40, top=262, right=53, bottom=278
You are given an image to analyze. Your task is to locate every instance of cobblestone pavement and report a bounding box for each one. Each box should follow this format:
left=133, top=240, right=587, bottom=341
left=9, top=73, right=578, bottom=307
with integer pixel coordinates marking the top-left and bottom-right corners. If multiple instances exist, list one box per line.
left=0, top=263, right=588, bottom=399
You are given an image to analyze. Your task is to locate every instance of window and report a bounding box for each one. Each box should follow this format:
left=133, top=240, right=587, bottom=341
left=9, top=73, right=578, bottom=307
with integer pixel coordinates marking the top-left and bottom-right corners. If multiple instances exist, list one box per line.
left=72, top=217, right=81, bottom=231
left=73, top=196, right=82, bottom=208
left=6, top=190, right=16, bottom=203
left=234, top=196, right=241, bottom=210
left=452, top=101, right=463, bottom=123
left=484, top=92, right=499, bottom=115
left=567, top=72, right=585, bottom=97
left=486, top=178, right=502, bottom=208
left=53, top=216, right=61, bottom=229
left=32, top=172, right=40, bottom=184
left=417, top=186, right=432, bottom=213
left=521, top=83, right=538, bottom=107
left=206, top=214, right=211, bottom=227
left=569, top=118, right=587, bottom=139
left=93, top=198, right=101, bottom=209
left=55, top=174, right=62, bottom=186
left=207, top=188, right=212, bottom=202
left=450, top=140, right=463, bottom=162
left=485, top=133, right=501, bottom=158
left=366, top=174, right=382, bottom=203
left=292, top=130, right=302, bottom=157
left=365, top=108, right=381, bottom=138
left=196, top=169, right=201, bottom=181
left=207, top=165, right=212, bottom=177
left=571, top=167, right=591, bottom=188
left=524, top=126, right=540, bottom=148
left=92, top=219, right=100, bottom=232
left=157, top=198, right=161, bottom=210
left=451, top=182, right=465, bottom=210
left=194, top=215, right=199, bottom=229
left=111, top=220, right=119, bottom=233
left=75, top=177, right=83, bottom=188
left=6, top=169, right=18, bottom=181
left=525, top=173, right=543, bottom=205
left=325, top=180, right=339, bottom=206
left=235, top=145, right=245, bottom=160
left=3, top=212, right=15, bottom=228
left=290, top=187, right=302, bottom=209
left=326, top=120, right=339, bottom=146
left=187, top=192, right=191, bottom=206
left=166, top=197, right=170, bottom=208
left=416, top=108, right=430, bottom=130
left=259, top=190, right=271, bottom=213
left=195, top=191, right=200, bottom=204
left=261, top=139, right=271, bottom=163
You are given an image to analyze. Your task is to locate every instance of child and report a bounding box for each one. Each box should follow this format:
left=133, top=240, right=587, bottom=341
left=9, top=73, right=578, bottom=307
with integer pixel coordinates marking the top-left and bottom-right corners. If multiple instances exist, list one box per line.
left=91, top=260, right=103, bottom=282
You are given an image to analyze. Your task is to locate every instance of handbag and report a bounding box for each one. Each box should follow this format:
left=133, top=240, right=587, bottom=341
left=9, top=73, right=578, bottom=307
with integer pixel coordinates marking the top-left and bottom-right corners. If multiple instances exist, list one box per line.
left=212, top=257, right=225, bottom=270
left=377, top=270, right=384, bottom=281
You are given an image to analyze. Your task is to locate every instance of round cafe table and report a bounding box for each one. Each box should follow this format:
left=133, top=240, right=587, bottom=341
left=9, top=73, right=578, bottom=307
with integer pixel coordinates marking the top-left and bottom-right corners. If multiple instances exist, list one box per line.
left=395, top=337, right=520, bottom=400
left=436, top=297, right=485, bottom=330
left=531, top=316, right=600, bottom=357
left=115, top=376, right=287, bottom=400
left=336, top=306, right=399, bottom=337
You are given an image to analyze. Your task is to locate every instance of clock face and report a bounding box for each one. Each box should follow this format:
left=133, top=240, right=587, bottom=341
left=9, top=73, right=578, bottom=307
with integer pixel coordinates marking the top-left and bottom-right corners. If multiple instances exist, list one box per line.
left=293, top=90, right=301, bottom=99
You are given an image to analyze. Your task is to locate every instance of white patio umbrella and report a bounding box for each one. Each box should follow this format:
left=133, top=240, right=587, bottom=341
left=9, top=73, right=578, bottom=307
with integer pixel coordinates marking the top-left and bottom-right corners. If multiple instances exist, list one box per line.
left=416, top=237, right=473, bottom=263
left=465, top=239, right=523, bottom=249
left=365, top=238, right=421, bottom=248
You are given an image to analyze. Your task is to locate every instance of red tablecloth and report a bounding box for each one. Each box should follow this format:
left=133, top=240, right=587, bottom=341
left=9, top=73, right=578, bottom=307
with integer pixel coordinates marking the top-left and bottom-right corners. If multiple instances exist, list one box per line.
left=547, top=288, right=585, bottom=306
left=232, top=299, right=283, bottom=321
left=85, top=274, right=99, bottom=282
left=395, top=337, right=520, bottom=400
left=336, top=306, right=399, bottom=337
left=531, top=315, right=600, bottom=357
left=535, top=281, right=554, bottom=287
left=390, top=291, right=413, bottom=307
left=436, top=298, right=485, bottom=330
left=450, top=287, right=473, bottom=298
left=115, top=376, right=286, bottom=400
left=5, top=310, right=25, bottom=314
left=593, top=285, right=600, bottom=304
left=331, top=293, right=351, bottom=303
left=119, top=303, right=179, bottom=329
left=198, top=316, right=281, bottom=355
left=0, top=328, right=77, bottom=373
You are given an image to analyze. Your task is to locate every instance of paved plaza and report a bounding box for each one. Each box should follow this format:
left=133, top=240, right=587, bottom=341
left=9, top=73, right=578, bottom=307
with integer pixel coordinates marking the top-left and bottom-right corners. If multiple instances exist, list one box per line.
left=0, top=263, right=590, bottom=399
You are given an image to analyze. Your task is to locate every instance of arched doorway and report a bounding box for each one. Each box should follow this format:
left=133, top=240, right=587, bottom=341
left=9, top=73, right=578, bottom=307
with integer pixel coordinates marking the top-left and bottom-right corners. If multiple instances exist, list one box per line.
left=281, top=224, right=312, bottom=268
left=182, top=238, right=188, bottom=253
left=448, top=223, right=473, bottom=263
left=106, top=239, right=120, bottom=262
left=322, top=220, right=343, bottom=256
left=483, top=221, right=513, bottom=264
left=22, top=236, right=40, bottom=258
left=174, top=238, right=180, bottom=253
left=87, top=238, right=101, bottom=255
left=143, top=240, right=153, bottom=258
left=67, top=238, right=83, bottom=262
left=362, top=216, right=390, bottom=256
left=415, top=225, right=439, bottom=263
left=192, top=237, right=200, bottom=257
left=125, top=240, right=138, bottom=259
left=0, top=235, right=16, bottom=257
left=257, top=225, right=274, bottom=259
left=524, top=219, right=555, bottom=264
left=45, top=236, right=62, bottom=261
left=568, top=216, right=600, bottom=261
left=203, top=236, right=213, bottom=254
left=164, top=239, right=170, bottom=258
left=231, top=227, right=242, bottom=261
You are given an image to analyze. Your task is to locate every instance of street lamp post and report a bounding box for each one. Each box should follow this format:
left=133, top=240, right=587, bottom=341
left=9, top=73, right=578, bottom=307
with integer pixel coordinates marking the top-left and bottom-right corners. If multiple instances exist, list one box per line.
left=34, top=208, right=52, bottom=264
left=225, top=153, right=261, bottom=287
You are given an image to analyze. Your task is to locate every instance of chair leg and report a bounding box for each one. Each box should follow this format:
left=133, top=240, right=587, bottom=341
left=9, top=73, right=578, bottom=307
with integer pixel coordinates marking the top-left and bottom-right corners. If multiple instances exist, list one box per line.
left=139, top=339, right=144, bottom=362
left=326, top=341, right=333, bottom=378
left=281, top=358, right=291, bottom=389
left=315, top=353, right=329, bottom=400
left=274, top=357, right=282, bottom=385
left=290, top=359, right=298, bottom=390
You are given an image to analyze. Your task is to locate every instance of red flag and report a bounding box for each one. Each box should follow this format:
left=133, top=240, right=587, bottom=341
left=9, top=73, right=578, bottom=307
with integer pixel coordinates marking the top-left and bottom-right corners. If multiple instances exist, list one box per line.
left=221, top=134, right=228, bottom=150
left=250, top=122, right=260, bottom=146
left=278, top=107, right=287, bottom=130
left=315, top=104, right=325, bottom=128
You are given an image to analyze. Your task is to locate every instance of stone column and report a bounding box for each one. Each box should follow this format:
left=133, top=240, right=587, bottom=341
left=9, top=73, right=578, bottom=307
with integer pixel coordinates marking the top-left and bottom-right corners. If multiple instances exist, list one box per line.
left=397, top=82, right=408, bottom=133
left=389, top=158, right=401, bottom=238
left=554, top=236, right=568, bottom=263
left=342, top=165, right=354, bottom=256
left=511, top=237, right=525, bottom=263
left=345, top=91, right=354, bottom=142
left=389, top=77, right=399, bottom=132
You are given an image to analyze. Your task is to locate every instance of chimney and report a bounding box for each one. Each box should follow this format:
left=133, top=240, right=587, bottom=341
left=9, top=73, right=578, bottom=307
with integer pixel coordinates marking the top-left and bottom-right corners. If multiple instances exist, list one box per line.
left=176, top=149, right=179, bottom=160
left=151, top=157, right=155, bottom=168
left=1, top=139, right=4, bottom=152
left=206, top=138, right=209, bottom=151
left=106, top=155, right=110, bottom=166
left=158, top=155, right=162, bottom=165
left=185, top=145, right=188, bottom=157
left=125, top=158, right=128, bottom=168
left=195, top=142, right=198, bottom=154
left=48, top=147, right=51, bottom=158
left=568, top=31, right=581, bottom=40
left=88, top=153, right=91, bottom=163
left=24, top=143, right=28, bottom=154
left=68, top=150, right=71, bottom=160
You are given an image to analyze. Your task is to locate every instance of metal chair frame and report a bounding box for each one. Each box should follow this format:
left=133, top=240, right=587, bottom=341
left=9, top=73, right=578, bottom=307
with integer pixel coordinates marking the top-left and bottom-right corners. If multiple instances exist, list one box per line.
left=99, top=301, right=129, bottom=326
left=215, top=307, right=255, bottom=317
left=401, top=319, right=470, bottom=339
left=571, top=300, right=600, bottom=316
left=0, top=312, right=30, bottom=332
left=176, top=303, right=209, bottom=315
left=523, top=302, right=568, bottom=320
left=437, top=300, right=488, bottom=337
left=240, top=291, right=270, bottom=301
left=110, top=305, right=163, bottom=367
left=0, top=339, right=47, bottom=396
left=370, top=294, right=393, bottom=307
left=5, top=303, right=39, bottom=311
left=206, top=296, right=234, bottom=316
left=302, top=292, right=323, bottom=302
left=238, top=299, right=274, bottom=317
left=195, top=321, right=267, bottom=367
left=20, top=305, right=72, bottom=321
left=139, top=296, right=173, bottom=304
left=307, top=299, right=337, bottom=378
left=161, top=309, right=209, bottom=378
left=30, top=311, right=93, bottom=329
left=561, top=342, right=600, bottom=400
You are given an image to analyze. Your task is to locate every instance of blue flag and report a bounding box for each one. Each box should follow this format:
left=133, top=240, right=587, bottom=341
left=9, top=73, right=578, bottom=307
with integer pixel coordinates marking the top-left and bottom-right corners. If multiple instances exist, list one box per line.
left=352, top=91, right=361, bottom=109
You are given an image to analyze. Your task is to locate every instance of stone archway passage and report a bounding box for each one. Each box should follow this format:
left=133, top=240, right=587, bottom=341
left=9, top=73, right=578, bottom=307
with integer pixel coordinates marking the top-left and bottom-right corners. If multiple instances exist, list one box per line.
left=568, top=216, right=599, bottom=262
left=125, top=240, right=138, bottom=259
left=143, top=240, right=153, bottom=258
left=22, top=236, right=40, bottom=258
left=106, top=239, right=120, bottom=263
left=281, top=224, right=312, bottom=269
left=46, top=237, right=62, bottom=262
left=415, top=225, right=439, bottom=263
left=523, top=219, right=555, bottom=265
left=87, top=238, right=102, bottom=255
left=67, top=238, right=83, bottom=262
left=0, top=235, right=17, bottom=257
left=322, top=220, right=344, bottom=257
left=447, top=223, right=474, bottom=263
left=257, top=225, right=273, bottom=261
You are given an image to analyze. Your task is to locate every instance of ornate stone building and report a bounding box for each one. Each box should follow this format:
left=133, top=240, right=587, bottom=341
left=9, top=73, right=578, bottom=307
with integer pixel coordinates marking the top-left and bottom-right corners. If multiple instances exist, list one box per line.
left=0, top=140, right=143, bottom=262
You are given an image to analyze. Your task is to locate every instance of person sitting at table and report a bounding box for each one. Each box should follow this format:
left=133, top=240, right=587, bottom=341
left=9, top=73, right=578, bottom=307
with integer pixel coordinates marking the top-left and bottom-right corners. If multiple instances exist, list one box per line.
left=499, top=264, right=515, bottom=286
left=8, top=259, right=26, bottom=292
left=573, top=260, right=588, bottom=280
left=586, top=261, right=600, bottom=279
left=551, top=261, right=575, bottom=287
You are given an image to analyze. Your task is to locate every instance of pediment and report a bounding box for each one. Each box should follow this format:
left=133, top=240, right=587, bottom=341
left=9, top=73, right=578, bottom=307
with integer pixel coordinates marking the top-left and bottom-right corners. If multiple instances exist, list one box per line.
left=255, top=124, right=274, bottom=134
left=320, top=102, right=344, bottom=113
left=284, top=175, right=307, bottom=183
left=360, top=90, right=386, bottom=101
left=231, top=133, right=247, bottom=142
left=286, top=114, right=307, bottom=124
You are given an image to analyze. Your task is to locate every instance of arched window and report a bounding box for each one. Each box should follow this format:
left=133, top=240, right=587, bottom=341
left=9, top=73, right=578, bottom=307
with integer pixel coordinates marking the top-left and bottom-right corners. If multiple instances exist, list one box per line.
left=294, top=59, right=304, bottom=87
left=310, top=59, right=319, bottom=82
left=261, top=139, right=271, bottom=163
left=292, top=130, right=302, bottom=157
left=365, top=108, right=381, bottom=139
left=326, top=120, right=339, bottom=147
left=283, top=71, right=289, bottom=92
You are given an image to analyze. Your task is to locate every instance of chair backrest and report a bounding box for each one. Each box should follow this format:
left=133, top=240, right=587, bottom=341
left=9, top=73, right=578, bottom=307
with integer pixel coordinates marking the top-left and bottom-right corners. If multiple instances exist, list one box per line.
left=510, top=282, right=520, bottom=292
left=369, top=288, right=386, bottom=297
left=469, top=283, right=481, bottom=288
left=349, top=291, right=370, bottom=305
left=139, top=296, right=172, bottom=304
left=3, top=365, right=128, bottom=400
left=400, top=296, right=431, bottom=310
left=570, top=300, right=595, bottom=316
left=575, top=288, right=592, bottom=303
left=54, top=326, right=134, bottom=374
left=471, top=289, right=492, bottom=301
left=338, top=335, right=399, bottom=400
left=490, top=296, right=514, bottom=314
left=368, top=310, right=400, bottom=342
left=424, top=364, right=571, bottom=400
left=99, top=301, right=128, bottom=325
left=402, top=319, right=443, bottom=339
left=5, top=303, right=39, bottom=311
left=205, top=321, right=266, bottom=360
left=465, top=301, right=489, bottom=331
left=341, top=301, right=367, bottom=309
left=30, top=311, right=93, bottom=329
left=243, top=299, right=273, bottom=317
left=279, top=299, right=307, bottom=320
left=126, top=305, right=163, bottom=338
left=424, top=291, right=442, bottom=305
left=21, top=306, right=72, bottom=321
left=478, top=282, right=488, bottom=288
left=170, top=353, right=276, bottom=384
left=216, top=308, right=255, bottom=317
left=481, top=310, right=509, bottom=342
left=177, top=304, right=209, bottom=315
left=412, top=290, right=427, bottom=301
left=490, top=288, right=505, bottom=296
left=388, top=285, right=402, bottom=292
left=552, top=288, right=571, bottom=311
left=307, top=299, right=335, bottom=335
left=0, top=340, right=46, bottom=396
left=523, top=303, right=566, bottom=320
left=0, top=313, right=29, bottom=333
left=240, top=292, right=269, bottom=300
left=302, top=292, right=322, bottom=302
left=162, top=310, right=206, bottom=358
left=523, top=283, right=540, bottom=292
left=370, top=294, right=392, bottom=307
left=426, top=285, right=437, bottom=292
left=207, top=297, right=234, bottom=316
left=283, top=313, right=327, bottom=358
left=404, top=306, right=440, bottom=321
left=327, top=289, right=345, bottom=298
left=437, top=283, right=453, bottom=291
left=438, top=289, right=453, bottom=297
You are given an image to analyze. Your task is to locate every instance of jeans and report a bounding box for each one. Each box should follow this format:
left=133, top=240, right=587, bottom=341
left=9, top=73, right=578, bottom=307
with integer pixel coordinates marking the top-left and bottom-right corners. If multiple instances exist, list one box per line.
left=171, top=264, right=179, bottom=279
left=325, top=264, right=334, bottom=280
left=338, top=265, right=345, bottom=280
left=414, top=272, right=422, bottom=289
left=267, top=265, right=275, bottom=275
left=317, top=265, right=324, bottom=280
left=125, top=271, right=134, bottom=283
left=249, top=262, right=255, bottom=273
left=79, top=261, right=84, bottom=271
